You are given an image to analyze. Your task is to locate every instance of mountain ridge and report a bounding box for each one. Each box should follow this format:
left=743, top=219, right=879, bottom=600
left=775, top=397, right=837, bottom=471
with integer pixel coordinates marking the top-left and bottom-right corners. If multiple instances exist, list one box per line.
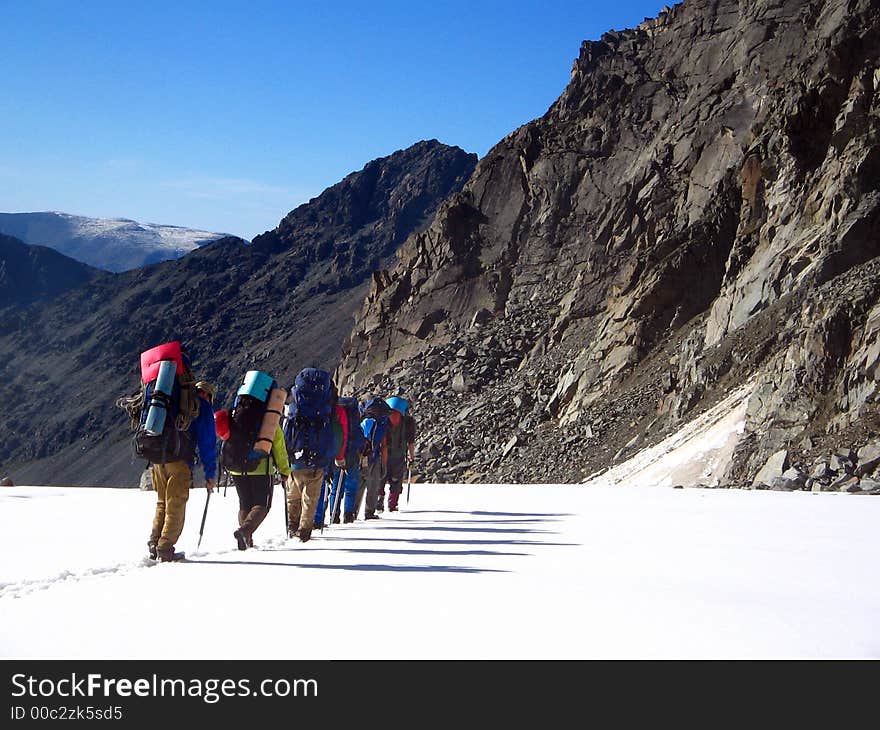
left=2, top=140, right=477, bottom=486
left=0, top=211, right=232, bottom=272
left=0, top=233, right=105, bottom=309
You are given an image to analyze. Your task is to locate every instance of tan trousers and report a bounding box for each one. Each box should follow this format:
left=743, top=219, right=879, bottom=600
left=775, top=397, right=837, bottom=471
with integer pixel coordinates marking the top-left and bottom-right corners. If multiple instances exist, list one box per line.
left=150, top=460, right=192, bottom=552
left=286, top=469, right=325, bottom=533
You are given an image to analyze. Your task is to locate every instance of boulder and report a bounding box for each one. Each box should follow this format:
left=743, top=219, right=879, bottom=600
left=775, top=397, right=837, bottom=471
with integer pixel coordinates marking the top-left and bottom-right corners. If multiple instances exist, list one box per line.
left=856, top=442, right=880, bottom=476
left=470, top=309, right=493, bottom=328
left=829, top=474, right=859, bottom=492
left=452, top=372, right=473, bottom=394
left=809, top=460, right=832, bottom=480
left=139, top=469, right=154, bottom=491
left=502, top=434, right=522, bottom=459
left=857, top=477, right=880, bottom=493
left=770, top=467, right=806, bottom=491
left=830, top=454, right=854, bottom=474
left=752, top=450, right=788, bottom=488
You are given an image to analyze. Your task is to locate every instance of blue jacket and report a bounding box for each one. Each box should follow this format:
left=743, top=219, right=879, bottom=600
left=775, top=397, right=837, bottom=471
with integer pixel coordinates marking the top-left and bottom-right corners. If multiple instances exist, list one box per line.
left=188, top=397, right=217, bottom=481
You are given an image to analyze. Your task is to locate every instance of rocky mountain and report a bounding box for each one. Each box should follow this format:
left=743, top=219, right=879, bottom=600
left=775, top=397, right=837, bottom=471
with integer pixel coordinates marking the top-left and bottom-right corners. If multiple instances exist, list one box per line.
left=0, top=233, right=104, bottom=308
left=1, top=140, right=476, bottom=486
left=0, top=212, right=230, bottom=272
left=336, top=0, right=880, bottom=487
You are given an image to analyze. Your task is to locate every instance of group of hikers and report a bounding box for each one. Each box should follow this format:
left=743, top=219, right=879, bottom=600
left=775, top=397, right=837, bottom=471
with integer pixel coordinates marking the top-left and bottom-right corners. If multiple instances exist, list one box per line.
left=118, top=341, right=416, bottom=563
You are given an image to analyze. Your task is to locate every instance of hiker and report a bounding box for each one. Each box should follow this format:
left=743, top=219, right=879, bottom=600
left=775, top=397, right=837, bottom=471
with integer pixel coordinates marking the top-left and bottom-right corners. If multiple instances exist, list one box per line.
left=283, top=368, right=347, bottom=542
left=149, top=357, right=216, bottom=561
left=325, top=396, right=366, bottom=524
left=227, top=421, right=290, bottom=550
left=359, top=396, right=393, bottom=520
left=352, top=421, right=370, bottom=519
left=381, top=396, right=416, bottom=512
left=118, top=342, right=217, bottom=562
left=215, top=370, right=288, bottom=550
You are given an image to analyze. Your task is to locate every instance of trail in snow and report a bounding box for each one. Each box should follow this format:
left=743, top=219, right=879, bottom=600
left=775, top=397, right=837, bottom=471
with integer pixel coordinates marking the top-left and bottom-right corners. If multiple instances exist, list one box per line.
left=0, top=502, right=566, bottom=599
left=1, top=483, right=878, bottom=659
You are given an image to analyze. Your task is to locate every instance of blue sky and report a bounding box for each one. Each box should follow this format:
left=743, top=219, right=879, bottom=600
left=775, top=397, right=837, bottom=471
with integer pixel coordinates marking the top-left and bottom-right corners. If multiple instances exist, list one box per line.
left=1, top=0, right=670, bottom=239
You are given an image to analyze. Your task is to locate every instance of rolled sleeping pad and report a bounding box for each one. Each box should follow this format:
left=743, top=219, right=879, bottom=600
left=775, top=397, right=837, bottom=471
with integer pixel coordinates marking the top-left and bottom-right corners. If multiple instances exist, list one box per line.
left=253, top=387, right=287, bottom=456
left=144, top=359, right=177, bottom=435
left=141, top=341, right=184, bottom=383
left=237, top=370, right=274, bottom=402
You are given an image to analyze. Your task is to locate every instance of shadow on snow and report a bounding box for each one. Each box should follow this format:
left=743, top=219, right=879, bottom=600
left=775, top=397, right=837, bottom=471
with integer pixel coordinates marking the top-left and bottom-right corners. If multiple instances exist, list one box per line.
left=189, top=559, right=508, bottom=574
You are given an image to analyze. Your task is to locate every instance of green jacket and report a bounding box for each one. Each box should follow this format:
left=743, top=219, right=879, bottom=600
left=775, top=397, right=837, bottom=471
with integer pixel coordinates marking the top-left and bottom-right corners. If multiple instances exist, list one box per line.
left=227, top=426, right=291, bottom=477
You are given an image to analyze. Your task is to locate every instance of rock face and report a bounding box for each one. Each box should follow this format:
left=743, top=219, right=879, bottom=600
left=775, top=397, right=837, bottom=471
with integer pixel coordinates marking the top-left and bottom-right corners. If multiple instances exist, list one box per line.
left=337, top=0, right=880, bottom=484
left=1, top=141, right=476, bottom=486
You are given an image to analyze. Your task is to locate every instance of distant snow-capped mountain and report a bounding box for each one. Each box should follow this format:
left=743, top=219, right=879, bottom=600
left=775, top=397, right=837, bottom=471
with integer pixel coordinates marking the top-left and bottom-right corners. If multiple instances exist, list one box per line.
left=0, top=211, right=234, bottom=272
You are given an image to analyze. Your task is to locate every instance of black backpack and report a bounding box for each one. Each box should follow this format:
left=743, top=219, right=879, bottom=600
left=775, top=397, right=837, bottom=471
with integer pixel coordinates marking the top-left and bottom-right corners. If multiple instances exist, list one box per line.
left=283, top=368, right=338, bottom=469
left=220, top=394, right=268, bottom=473
left=119, top=349, right=198, bottom=466
left=363, top=397, right=392, bottom=421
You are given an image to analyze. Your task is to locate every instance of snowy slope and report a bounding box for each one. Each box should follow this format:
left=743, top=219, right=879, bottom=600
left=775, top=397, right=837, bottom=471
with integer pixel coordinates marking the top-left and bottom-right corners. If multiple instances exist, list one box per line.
left=590, top=383, right=753, bottom=488
left=1, top=480, right=877, bottom=659
left=0, top=212, right=232, bottom=272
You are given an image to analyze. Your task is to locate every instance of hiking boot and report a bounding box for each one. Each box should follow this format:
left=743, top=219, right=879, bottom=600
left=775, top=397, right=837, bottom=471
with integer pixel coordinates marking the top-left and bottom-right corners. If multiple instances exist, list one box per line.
left=156, top=548, right=185, bottom=562
left=389, top=505, right=398, bottom=512
left=343, top=512, right=355, bottom=524
left=241, top=505, right=268, bottom=539
left=147, top=541, right=158, bottom=560
left=298, top=527, right=312, bottom=543
left=364, top=511, right=380, bottom=520
left=376, top=502, right=384, bottom=513
left=314, top=520, right=325, bottom=529
left=247, top=535, right=254, bottom=548
left=234, top=529, right=248, bottom=551
left=331, top=515, right=341, bottom=524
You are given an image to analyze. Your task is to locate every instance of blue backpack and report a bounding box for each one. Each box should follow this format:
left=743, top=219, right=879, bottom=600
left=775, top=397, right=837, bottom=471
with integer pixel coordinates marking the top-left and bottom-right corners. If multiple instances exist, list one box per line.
left=361, top=397, right=391, bottom=464
left=338, top=396, right=366, bottom=470
left=283, top=368, right=337, bottom=469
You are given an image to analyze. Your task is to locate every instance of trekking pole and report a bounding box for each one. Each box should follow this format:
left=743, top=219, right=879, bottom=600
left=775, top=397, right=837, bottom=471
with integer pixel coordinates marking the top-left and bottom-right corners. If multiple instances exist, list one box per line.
left=282, top=479, right=289, bottom=536
left=320, top=472, right=330, bottom=534
left=328, top=468, right=344, bottom=528
left=406, top=461, right=412, bottom=505
left=197, top=489, right=211, bottom=550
